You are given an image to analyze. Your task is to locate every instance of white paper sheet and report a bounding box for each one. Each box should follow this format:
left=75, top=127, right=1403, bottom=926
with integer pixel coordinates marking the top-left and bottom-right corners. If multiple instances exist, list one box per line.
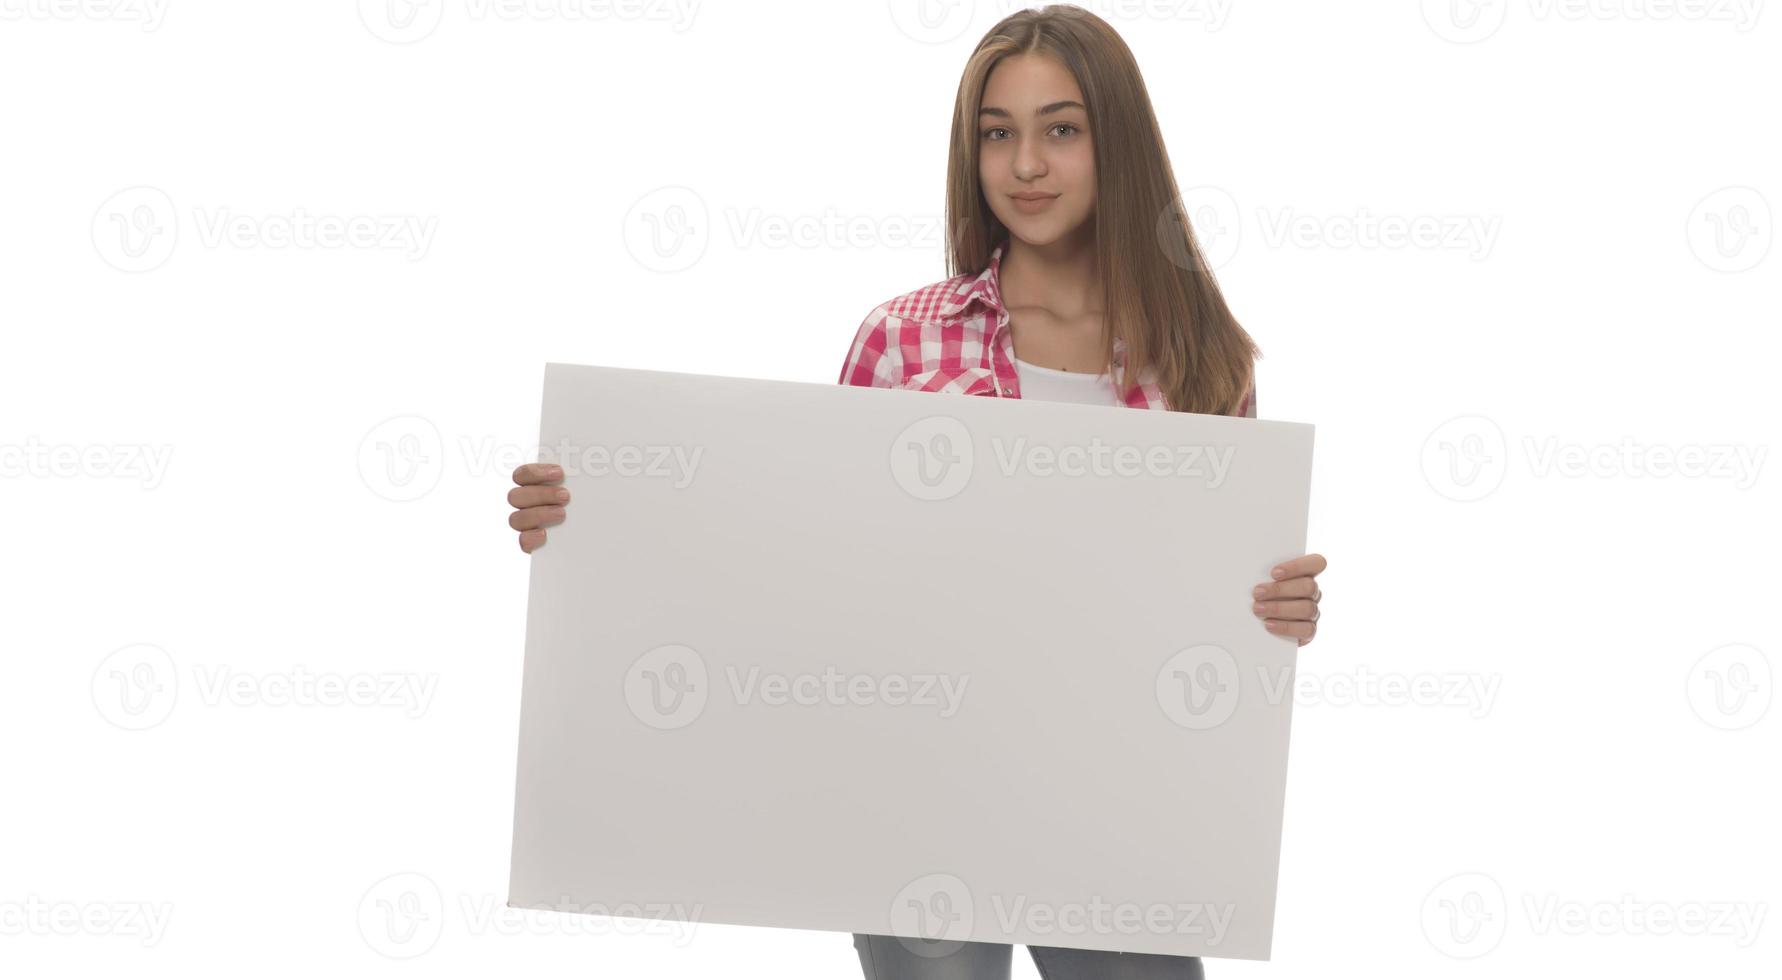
left=508, top=362, right=1314, bottom=959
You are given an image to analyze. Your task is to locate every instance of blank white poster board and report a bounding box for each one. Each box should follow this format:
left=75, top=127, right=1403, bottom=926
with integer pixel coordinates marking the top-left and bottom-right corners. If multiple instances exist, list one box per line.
left=508, top=362, right=1314, bottom=960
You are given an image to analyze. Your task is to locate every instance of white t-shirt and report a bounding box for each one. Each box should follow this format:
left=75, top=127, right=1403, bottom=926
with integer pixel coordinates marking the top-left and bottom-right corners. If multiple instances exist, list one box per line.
left=1012, top=356, right=1126, bottom=407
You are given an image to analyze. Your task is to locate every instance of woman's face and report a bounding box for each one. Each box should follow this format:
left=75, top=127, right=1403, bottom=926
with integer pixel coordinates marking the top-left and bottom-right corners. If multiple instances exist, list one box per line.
left=977, top=53, right=1096, bottom=249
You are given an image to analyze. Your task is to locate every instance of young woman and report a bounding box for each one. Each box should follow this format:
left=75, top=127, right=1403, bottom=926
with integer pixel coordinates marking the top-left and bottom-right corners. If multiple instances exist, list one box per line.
left=507, top=6, right=1325, bottom=978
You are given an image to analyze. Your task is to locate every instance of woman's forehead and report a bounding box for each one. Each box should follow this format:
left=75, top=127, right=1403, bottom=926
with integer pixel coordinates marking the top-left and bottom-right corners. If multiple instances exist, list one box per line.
left=983, top=53, right=1084, bottom=105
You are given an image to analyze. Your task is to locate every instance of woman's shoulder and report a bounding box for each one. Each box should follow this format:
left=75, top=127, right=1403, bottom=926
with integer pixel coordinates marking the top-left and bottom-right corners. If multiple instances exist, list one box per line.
left=837, top=265, right=996, bottom=388
left=867, top=266, right=988, bottom=327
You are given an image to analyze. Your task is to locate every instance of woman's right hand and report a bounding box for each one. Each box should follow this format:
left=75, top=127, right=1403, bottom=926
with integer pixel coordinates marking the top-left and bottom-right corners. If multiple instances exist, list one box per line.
left=509, top=463, right=569, bottom=553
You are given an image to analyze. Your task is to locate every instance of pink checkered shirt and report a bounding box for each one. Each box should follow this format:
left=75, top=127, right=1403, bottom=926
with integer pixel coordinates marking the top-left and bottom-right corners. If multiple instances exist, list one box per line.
left=838, top=242, right=1255, bottom=417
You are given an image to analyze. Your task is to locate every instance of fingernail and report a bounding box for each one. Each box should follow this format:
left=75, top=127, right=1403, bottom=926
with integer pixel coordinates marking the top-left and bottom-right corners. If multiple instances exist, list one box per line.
left=1252, top=585, right=1267, bottom=599
left=1271, top=566, right=1286, bottom=579
left=1265, top=620, right=1281, bottom=631
left=554, top=488, right=570, bottom=503
left=1252, top=602, right=1266, bottom=615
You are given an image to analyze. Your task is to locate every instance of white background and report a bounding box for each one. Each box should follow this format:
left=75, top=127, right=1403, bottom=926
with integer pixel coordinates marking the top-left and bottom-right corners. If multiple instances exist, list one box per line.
left=1, top=0, right=1777, bottom=977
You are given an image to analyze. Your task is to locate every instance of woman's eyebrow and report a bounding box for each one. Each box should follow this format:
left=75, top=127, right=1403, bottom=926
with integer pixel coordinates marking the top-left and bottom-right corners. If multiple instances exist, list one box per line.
left=978, top=100, right=1087, bottom=119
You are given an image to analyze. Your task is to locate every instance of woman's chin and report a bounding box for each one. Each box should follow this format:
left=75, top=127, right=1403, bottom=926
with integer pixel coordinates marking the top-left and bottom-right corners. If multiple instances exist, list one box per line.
left=1000, top=219, right=1087, bottom=249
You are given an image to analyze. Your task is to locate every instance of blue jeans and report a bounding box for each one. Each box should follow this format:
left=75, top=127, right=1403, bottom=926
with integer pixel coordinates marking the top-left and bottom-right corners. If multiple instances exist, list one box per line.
left=852, top=933, right=1205, bottom=980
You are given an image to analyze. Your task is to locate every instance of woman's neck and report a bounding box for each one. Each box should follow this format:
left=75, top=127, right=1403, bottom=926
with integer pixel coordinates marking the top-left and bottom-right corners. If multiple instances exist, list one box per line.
left=1000, top=231, right=1101, bottom=318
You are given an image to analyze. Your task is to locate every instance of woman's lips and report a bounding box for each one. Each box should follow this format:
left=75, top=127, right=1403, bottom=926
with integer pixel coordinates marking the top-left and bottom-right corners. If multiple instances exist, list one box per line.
left=1010, top=193, right=1059, bottom=214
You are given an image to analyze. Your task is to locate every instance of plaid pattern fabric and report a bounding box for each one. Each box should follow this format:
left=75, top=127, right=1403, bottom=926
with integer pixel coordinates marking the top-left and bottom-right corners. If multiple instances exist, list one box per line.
left=838, top=243, right=1255, bottom=417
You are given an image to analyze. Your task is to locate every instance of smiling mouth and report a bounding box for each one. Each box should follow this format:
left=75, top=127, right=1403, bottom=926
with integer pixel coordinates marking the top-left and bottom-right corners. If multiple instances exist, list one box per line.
left=1010, top=193, right=1060, bottom=213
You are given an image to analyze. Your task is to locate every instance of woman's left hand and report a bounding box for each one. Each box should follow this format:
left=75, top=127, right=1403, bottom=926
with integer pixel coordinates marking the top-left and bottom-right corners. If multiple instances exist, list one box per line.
left=1253, top=554, right=1326, bottom=647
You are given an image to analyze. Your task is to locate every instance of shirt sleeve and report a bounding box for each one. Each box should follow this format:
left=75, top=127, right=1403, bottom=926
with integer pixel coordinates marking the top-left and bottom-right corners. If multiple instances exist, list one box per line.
left=837, top=303, right=901, bottom=389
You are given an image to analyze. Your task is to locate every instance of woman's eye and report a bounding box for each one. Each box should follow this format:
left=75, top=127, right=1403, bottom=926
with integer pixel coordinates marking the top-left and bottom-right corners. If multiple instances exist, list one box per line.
left=982, top=123, right=1080, bottom=141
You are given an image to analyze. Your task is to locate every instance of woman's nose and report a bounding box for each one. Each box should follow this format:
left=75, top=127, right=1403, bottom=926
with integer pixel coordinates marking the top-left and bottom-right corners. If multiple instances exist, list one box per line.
left=1013, top=137, right=1047, bottom=180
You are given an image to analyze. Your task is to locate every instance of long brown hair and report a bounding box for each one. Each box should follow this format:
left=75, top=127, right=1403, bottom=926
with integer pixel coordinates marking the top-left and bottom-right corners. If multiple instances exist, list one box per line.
left=945, top=4, right=1258, bottom=415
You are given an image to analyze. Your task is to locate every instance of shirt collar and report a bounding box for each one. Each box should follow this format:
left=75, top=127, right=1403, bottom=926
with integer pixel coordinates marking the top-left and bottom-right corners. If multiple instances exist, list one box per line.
left=940, top=242, right=1008, bottom=320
